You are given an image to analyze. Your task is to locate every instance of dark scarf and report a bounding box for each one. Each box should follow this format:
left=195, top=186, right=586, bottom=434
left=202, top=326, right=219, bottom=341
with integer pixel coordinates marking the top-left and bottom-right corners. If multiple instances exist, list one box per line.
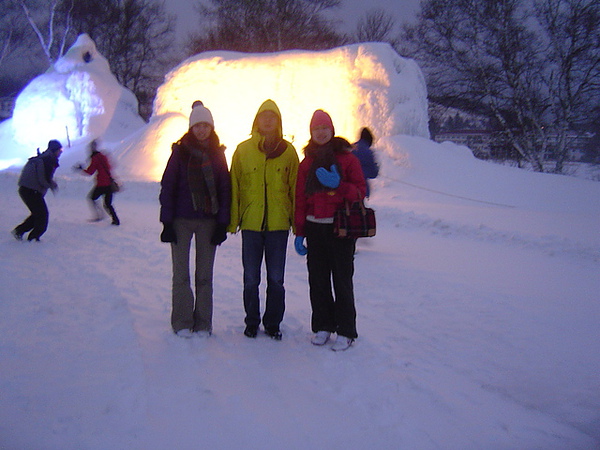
left=303, top=137, right=350, bottom=196
left=260, top=135, right=287, bottom=159
left=181, top=132, right=219, bottom=215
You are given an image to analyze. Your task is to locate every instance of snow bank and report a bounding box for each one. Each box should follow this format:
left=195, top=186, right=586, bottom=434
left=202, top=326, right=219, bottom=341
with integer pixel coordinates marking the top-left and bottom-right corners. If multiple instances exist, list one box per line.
left=1, top=130, right=599, bottom=447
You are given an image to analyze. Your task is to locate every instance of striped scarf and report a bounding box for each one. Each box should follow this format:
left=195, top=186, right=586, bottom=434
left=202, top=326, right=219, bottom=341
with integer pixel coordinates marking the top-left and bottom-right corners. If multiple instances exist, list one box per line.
left=185, top=137, right=219, bottom=215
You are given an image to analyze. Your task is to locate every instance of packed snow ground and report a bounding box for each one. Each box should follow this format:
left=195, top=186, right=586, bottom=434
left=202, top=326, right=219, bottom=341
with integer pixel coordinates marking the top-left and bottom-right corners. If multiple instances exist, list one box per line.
left=1, top=138, right=599, bottom=449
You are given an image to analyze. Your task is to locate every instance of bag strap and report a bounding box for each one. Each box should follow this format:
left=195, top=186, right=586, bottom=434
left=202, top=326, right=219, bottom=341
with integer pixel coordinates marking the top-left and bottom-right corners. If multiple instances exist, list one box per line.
left=344, top=199, right=351, bottom=215
left=342, top=197, right=367, bottom=216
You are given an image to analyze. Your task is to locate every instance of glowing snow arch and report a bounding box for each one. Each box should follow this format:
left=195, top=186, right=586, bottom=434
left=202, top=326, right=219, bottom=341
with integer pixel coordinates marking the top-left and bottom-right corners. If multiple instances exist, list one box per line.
left=116, top=43, right=429, bottom=181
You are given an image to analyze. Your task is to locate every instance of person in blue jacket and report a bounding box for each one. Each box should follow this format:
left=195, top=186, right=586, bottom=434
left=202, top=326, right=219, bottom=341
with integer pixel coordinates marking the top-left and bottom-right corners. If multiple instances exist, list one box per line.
left=353, top=127, right=379, bottom=198
left=159, top=101, right=231, bottom=338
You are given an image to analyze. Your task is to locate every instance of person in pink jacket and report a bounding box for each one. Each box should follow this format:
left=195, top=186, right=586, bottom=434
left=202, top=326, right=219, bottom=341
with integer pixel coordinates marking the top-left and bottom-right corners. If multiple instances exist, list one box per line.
left=294, top=110, right=366, bottom=351
left=75, top=140, right=120, bottom=225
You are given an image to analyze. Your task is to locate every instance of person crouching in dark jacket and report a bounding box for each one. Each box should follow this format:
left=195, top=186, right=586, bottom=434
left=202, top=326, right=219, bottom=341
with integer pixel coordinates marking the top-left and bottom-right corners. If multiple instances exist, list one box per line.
left=12, top=139, right=62, bottom=242
left=159, top=101, right=231, bottom=338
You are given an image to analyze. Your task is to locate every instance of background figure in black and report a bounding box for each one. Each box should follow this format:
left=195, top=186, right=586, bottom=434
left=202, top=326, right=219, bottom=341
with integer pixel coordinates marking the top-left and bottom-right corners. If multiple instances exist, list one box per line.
left=12, top=140, right=62, bottom=241
left=75, top=140, right=120, bottom=225
left=353, top=127, right=379, bottom=198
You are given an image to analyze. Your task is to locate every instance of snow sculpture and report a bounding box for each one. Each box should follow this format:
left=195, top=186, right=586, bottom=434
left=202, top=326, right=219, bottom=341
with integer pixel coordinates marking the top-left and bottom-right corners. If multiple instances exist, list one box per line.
left=116, top=42, right=428, bottom=181
left=0, top=34, right=144, bottom=168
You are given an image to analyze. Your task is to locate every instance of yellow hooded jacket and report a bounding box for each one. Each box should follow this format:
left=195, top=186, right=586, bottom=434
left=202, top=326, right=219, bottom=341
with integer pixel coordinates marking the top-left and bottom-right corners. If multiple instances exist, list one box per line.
left=228, top=100, right=299, bottom=233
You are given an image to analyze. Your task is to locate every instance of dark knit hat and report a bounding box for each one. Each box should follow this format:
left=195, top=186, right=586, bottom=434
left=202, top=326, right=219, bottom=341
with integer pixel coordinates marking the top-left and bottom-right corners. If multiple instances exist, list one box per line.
left=47, top=140, right=63, bottom=152
left=360, top=127, right=373, bottom=146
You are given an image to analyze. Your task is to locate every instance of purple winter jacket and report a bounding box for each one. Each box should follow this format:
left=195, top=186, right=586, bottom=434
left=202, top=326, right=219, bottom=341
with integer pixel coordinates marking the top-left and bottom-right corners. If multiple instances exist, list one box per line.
left=159, top=133, right=231, bottom=225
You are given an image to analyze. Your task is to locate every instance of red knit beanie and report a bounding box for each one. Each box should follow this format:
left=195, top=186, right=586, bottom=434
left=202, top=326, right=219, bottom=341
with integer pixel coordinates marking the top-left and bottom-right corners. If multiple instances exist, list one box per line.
left=310, top=109, right=334, bottom=135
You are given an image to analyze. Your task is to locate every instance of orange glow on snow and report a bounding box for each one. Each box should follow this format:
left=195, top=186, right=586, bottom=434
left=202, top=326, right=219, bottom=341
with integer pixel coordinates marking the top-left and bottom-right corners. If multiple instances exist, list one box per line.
left=116, top=43, right=429, bottom=181
left=154, top=53, right=364, bottom=167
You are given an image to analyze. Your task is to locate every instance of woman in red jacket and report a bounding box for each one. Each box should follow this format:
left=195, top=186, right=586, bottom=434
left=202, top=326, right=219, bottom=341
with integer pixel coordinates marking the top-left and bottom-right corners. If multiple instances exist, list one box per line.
left=294, top=110, right=366, bottom=351
left=76, top=140, right=120, bottom=225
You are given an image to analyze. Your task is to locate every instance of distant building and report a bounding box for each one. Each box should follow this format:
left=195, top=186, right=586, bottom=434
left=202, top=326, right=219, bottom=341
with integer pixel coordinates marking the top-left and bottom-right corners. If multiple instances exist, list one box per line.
left=433, top=129, right=494, bottom=159
left=434, top=129, right=593, bottom=162
left=542, top=131, right=592, bottom=162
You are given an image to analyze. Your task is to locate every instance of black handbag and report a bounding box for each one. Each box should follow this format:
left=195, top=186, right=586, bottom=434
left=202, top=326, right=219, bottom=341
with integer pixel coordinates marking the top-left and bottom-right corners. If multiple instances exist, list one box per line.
left=109, top=178, right=120, bottom=193
left=333, top=199, right=376, bottom=238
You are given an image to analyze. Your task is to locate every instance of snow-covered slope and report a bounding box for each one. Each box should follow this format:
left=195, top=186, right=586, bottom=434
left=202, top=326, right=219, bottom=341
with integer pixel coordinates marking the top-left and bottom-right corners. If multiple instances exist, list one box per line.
left=1, top=136, right=599, bottom=448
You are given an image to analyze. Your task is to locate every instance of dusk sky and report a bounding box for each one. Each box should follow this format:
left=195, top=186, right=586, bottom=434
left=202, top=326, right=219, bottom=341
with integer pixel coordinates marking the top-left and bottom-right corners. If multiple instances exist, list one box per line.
left=164, top=0, right=421, bottom=43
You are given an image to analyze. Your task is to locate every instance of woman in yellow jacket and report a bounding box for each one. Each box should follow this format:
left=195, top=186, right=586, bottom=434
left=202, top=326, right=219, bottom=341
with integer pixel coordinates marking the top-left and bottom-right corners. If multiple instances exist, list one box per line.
left=228, top=99, right=299, bottom=340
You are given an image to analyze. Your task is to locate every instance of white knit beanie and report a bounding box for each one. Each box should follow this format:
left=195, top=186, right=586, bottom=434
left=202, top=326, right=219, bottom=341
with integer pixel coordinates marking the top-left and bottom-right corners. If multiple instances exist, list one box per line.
left=189, top=101, right=214, bottom=129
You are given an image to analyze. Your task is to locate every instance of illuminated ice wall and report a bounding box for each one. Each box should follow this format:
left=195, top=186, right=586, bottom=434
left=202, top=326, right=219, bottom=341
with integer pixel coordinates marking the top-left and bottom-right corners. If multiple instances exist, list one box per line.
left=116, top=43, right=429, bottom=181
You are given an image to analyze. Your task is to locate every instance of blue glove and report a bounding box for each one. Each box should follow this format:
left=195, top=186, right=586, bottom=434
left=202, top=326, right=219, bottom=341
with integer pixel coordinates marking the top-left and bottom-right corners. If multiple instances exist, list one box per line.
left=316, top=164, right=340, bottom=188
left=294, top=236, right=307, bottom=256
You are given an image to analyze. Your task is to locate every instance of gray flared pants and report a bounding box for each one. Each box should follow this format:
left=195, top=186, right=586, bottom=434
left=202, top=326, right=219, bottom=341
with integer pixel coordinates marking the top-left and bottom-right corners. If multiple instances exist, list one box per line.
left=170, top=218, right=217, bottom=333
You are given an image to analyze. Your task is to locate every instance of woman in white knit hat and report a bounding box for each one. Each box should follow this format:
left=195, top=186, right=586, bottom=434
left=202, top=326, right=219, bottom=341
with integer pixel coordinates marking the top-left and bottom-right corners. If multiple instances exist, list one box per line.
left=159, top=101, right=231, bottom=338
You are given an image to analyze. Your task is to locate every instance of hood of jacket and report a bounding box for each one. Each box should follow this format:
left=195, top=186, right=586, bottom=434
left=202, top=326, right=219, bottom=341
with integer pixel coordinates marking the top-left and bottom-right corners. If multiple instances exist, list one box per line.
left=250, top=99, right=283, bottom=140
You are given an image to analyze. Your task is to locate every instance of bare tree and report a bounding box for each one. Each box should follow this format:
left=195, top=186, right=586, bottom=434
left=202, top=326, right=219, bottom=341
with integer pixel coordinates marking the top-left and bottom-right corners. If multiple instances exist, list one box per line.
left=0, top=0, right=29, bottom=70
left=354, top=8, right=399, bottom=48
left=14, top=0, right=176, bottom=119
left=403, top=0, right=600, bottom=173
left=534, top=0, right=600, bottom=172
left=63, top=0, right=120, bottom=42
left=189, top=0, right=344, bottom=54
left=95, top=0, right=176, bottom=118
left=403, top=0, right=549, bottom=171
left=17, top=0, right=73, bottom=64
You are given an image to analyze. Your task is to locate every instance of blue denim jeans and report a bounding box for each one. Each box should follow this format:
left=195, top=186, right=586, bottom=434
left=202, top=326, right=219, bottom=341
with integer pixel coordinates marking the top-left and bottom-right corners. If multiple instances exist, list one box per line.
left=242, top=230, right=289, bottom=330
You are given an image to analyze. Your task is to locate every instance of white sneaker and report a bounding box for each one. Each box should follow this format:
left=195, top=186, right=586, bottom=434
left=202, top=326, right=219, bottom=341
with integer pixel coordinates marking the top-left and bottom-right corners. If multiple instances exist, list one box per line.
left=311, top=331, right=331, bottom=346
left=176, top=329, right=194, bottom=338
left=195, top=330, right=212, bottom=338
left=331, top=335, right=354, bottom=352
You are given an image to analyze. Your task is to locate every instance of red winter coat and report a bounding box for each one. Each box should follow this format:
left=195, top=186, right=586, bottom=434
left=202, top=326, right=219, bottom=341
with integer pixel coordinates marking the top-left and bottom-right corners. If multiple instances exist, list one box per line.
left=84, top=151, right=113, bottom=187
left=295, top=140, right=366, bottom=236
